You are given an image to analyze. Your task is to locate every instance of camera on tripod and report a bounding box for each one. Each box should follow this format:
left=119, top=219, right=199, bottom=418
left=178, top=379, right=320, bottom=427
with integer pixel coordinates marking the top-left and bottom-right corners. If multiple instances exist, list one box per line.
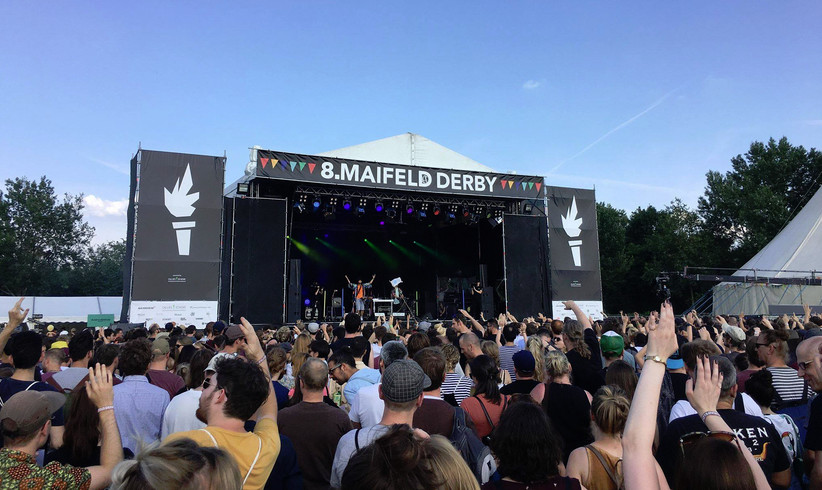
left=655, top=273, right=671, bottom=301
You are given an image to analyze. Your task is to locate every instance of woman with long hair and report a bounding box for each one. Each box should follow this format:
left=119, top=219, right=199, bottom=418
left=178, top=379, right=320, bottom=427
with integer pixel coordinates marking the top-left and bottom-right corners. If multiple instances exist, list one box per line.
left=290, top=333, right=312, bottom=378
left=566, top=385, right=630, bottom=490
left=604, top=360, right=638, bottom=401
left=530, top=350, right=593, bottom=461
left=486, top=401, right=581, bottom=489
left=480, top=340, right=512, bottom=386
left=563, top=316, right=605, bottom=395
left=526, top=336, right=547, bottom=383
left=460, top=355, right=511, bottom=440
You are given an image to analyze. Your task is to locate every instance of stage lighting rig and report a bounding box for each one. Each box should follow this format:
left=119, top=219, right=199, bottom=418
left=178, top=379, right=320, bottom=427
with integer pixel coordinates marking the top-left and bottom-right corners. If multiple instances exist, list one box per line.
left=375, top=201, right=384, bottom=212
left=293, top=202, right=306, bottom=214
left=406, top=203, right=414, bottom=214
left=433, top=205, right=441, bottom=216
left=342, top=199, right=352, bottom=211
left=312, top=196, right=322, bottom=209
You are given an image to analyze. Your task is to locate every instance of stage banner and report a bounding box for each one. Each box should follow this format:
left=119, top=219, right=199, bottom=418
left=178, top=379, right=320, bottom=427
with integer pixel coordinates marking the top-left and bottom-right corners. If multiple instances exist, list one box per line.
left=546, top=186, right=604, bottom=320
left=125, top=150, right=224, bottom=325
left=255, top=150, right=544, bottom=199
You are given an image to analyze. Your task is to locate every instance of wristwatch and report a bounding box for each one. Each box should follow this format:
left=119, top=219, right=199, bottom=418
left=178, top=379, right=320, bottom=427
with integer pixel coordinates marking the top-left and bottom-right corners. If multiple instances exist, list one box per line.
left=644, top=354, right=667, bottom=365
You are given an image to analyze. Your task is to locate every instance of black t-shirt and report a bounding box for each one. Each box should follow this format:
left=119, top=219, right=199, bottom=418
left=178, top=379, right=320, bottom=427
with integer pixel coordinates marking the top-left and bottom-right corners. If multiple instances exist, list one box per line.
left=329, top=336, right=371, bottom=363
left=656, top=409, right=791, bottom=484
left=668, top=372, right=689, bottom=402
left=500, top=379, right=541, bottom=396
left=541, top=382, right=593, bottom=460
left=805, top=396, right=822, bottom=451
left=45, top=446, right=133, bottom=468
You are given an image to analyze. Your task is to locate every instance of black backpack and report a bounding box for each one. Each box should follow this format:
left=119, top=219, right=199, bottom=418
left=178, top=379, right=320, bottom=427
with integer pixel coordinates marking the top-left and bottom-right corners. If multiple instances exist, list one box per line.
left=449, top=406, right=496, bottom=485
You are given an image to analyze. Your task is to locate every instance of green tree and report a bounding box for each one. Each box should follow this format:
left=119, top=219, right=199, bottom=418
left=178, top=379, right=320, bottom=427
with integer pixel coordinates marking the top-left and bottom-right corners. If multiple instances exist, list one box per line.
left=596, top=203, right=630, bottom=312
left=698, top=137, right=822, bottom=266
left=64, top=240, right=126, bottom=296
left=0, top=177, right=94, bottom=295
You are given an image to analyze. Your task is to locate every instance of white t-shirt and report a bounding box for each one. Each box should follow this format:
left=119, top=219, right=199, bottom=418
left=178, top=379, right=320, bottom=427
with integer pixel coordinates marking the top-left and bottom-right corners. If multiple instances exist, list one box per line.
left=348, top=382, right=383, bottom=428
left=669, top=392, right=763, bottom=423
left=763, top=412, right=801, bottom=461
left=161, top=389, right=205, bottom=440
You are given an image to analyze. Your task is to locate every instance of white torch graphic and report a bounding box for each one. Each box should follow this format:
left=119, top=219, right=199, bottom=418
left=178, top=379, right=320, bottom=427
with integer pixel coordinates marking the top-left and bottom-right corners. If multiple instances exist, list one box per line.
left=561, top=196, right=583, bottom=267
left=164, top=164, right=199, bottom=256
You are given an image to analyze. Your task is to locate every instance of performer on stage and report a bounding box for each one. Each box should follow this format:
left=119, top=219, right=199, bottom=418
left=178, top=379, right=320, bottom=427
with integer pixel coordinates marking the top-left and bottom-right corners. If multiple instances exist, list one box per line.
left=391, top=284, right=404, bottom=305
left=345, top=274, right=375, bottom=318
left=310, top=281, right=325, bottom=320
left=470, top=281, right=484, bottom=315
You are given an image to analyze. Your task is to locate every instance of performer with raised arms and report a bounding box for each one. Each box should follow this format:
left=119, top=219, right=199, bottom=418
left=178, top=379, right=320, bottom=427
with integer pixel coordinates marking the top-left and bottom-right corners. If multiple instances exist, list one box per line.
left=345, top=274, right=375, bottom=318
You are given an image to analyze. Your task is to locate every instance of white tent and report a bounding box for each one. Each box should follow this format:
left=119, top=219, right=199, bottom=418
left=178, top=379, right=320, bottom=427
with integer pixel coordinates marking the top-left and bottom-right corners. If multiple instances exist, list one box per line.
left=0, top=297, right=122, bottom=323
left=713, top=186, right=822, bottom=315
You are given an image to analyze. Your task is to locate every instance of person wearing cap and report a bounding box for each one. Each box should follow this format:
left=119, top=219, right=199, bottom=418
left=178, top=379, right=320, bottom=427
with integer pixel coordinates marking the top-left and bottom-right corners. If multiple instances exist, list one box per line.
left=49, top=328, right=95, bottom=392
left=330, top=359, right=431, bottom=489
left=348, top=340, right=408, bottom=429
left=112, top=338, right=171, bottom=453
left=599, top=331, right=625, bottom=371
left=147, top=337, right=186, bottom=399
left=164, top=317, right=280, bottom=490
left=721, top=323, right=747, bottom=362
left=0, top=364, right=123, bottom=490
left=500, top=350, right=541, bottom=395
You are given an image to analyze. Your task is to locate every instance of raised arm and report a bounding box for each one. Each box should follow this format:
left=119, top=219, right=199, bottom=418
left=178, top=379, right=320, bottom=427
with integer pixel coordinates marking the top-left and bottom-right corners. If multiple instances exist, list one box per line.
left=240, top=317, right=277, bottom=421
left=85, top=363, right=123, bottom=490
left=460, top=309, right=484, bottom=334
left=1, top=298, right=28, bottom=354
left=623, top=302, right=678, bottom=490
left=563, top=300, right=592, bottom=331
left=345, top=275, right=352, bottom=285
left=366, top=274, right=376, bottom=286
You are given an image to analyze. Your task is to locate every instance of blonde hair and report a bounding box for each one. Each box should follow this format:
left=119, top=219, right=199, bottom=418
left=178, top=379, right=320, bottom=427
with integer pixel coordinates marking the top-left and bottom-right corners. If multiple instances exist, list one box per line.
left=544, top=350, right=571, bottom=379
left=592, top=385, right=631, bottom=436
left=291, top=333, right=312, bottom=375
left=427, top=435, right=481, bottom=490
left=563, top=320, right=590, bottom=359
left=526, top=336, right=546, bottom=382
left=480, top=341, right=501, bottom=367
left=111, top=438, right=241, bottom=490
left=440, top=344, right=461, bottom=372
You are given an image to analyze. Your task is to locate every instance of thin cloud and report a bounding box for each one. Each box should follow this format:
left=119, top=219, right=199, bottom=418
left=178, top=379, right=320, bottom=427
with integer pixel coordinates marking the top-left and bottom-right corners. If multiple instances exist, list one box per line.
left=548, top=87, right=681, bottom=174
left=83, top=195, right=128, bottom=217
left=522, top=80, right=542, bottom=90
left=89, top=157, right=130, bottom=175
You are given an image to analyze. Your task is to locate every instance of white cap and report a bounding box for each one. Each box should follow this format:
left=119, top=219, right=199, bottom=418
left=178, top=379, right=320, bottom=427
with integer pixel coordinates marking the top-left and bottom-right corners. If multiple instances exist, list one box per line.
left=307, top=322, right=320, bottom=333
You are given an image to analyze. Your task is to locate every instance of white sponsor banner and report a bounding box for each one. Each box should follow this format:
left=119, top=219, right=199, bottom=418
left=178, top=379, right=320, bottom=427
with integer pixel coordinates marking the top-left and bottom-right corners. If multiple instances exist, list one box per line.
left=551, top=301, right=604, bottom=322
left=129, top=301, right=218, bottom=327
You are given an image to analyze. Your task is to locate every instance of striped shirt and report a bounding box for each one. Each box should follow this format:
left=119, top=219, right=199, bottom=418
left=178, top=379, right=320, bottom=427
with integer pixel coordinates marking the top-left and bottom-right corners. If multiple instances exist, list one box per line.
left=768, top=366, right=814, bottom=404
left=441, top=372, right=473, bottom=405
left=499, top=345, right=520, bottom=382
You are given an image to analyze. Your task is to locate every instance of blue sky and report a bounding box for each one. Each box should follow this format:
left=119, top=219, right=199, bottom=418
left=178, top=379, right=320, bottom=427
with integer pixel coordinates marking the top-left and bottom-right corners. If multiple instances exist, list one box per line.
left=1, top=1, right=820, bottom=244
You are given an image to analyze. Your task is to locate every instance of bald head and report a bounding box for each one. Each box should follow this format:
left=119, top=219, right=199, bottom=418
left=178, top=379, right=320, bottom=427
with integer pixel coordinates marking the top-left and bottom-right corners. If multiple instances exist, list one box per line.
left=459, top=332, right=482, bottom=360
left=797, top=336, right=822, bottom=392
left=798, top=336, right=822, bottom=359
left=300, top=357, right=329, bottom=391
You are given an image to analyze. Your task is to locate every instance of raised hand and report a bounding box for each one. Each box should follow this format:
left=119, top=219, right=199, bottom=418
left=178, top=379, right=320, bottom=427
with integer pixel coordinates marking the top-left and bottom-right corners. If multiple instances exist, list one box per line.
left=646, top=302, right=678, bottom=361
left=685, top=356, right=723, bottom=416
left=86, top=363, right=114, bottom=409
left=239, top=317, right=265, bottom=363
left=7, top=297, right=29, bottom=326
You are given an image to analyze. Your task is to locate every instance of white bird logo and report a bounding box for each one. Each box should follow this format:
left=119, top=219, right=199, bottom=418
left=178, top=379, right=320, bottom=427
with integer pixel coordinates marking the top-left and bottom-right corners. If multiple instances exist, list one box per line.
left=561, top=196, right=583, bottom=267
left=164, top=164, right=199, bottom=217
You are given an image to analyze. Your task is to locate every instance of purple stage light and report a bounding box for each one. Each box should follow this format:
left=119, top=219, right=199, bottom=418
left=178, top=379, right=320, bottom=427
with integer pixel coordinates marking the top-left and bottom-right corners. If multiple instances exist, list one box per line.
left=304, top=299, right=311, bottom=306
left=343, top=202, right=351, bottom=210
left=379, top=221, right=385, bottom=226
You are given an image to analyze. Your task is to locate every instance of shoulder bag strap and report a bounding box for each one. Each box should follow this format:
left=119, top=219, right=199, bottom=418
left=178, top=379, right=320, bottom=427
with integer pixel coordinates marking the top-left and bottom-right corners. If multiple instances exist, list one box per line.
left=473, top=395, right=494, bottom=430
left=25, top=381, right=38, bottom=391
left=354, top=428, right=362, bottom=452
left=242, top=435, right=262, bottom=487
left=198, top=428, right=219, bottom=448
left=45, top=376, right=63, bottom=392
left=802, top=380, right=810, bottom=402
left=586, top=445, right=621, bottom=488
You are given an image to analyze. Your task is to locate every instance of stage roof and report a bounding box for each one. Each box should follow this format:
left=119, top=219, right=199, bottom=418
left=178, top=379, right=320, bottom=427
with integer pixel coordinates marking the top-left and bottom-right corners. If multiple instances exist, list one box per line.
left=318, top=133, right=496, bottom=173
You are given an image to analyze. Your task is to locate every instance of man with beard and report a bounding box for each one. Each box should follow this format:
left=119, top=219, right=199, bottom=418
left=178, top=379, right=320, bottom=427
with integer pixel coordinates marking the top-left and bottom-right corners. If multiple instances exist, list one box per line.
left=164, top=318, right=280, bottom=490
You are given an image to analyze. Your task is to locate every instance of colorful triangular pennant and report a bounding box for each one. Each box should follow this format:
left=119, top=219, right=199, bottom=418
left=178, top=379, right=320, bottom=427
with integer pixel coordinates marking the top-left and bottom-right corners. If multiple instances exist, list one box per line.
left=516, top=181, right=521, bottom=189
left=290, top=161, right=297, bottom=171
left=528, top=182, right=534, bottom=190
left=501, top=179, right=507, bottom=189
left=535, top=182, right=542, bottom=192
left=260, top=157, right=269, bottom=168
left=299, top=162, right=307, bottom=171
left=307, top=163, right=316, bottom=173
left=508, top=180, right=514, bottom=189
left=279, top=160, right=289, bottom=170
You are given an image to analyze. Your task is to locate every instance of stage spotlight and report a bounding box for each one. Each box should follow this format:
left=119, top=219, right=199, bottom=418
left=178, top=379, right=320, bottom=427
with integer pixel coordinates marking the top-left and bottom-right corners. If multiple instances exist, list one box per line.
left=433, top=205, right=441, bottom=216
left=342, top=200, right=351, bottom=211
left=386, top=207, right=397, bottom=219
left=463, top=207, right=470, bottom=218
left=312, top=197, right=322, bottom=209
left=293, top=202, right=305, bottom=214
left=406, top=203, right=414, bottom=215
left=375, top=201, right=384, bottom=212
left=323, top=203, right=336, bottom=220
left=355, top=206, right=366, bottom=217
left=416, top=209, right=427, bottom=219
left=523, top=202, right=534, bottom=213
left=379, top=220, right=385, bottom=226
left=446, top=212, right=456, bottom=225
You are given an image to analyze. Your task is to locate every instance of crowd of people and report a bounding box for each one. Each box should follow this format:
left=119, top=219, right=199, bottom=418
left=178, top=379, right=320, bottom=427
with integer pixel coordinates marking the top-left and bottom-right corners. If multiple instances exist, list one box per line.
left=1, top=295, right=822, bottom=489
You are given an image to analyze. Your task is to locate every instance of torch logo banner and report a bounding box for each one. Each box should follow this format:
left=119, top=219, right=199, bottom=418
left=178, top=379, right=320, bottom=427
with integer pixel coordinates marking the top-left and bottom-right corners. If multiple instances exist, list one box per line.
left=256, top=150, right=544, bottom=199
left=128, top=150, right=224, bottom=304
left=546, top=186, right=603, bottom=313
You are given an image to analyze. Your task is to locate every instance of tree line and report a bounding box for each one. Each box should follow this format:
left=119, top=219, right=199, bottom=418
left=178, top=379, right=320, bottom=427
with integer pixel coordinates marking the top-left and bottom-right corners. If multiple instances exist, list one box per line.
left=1, top=137, right=820, bottom=311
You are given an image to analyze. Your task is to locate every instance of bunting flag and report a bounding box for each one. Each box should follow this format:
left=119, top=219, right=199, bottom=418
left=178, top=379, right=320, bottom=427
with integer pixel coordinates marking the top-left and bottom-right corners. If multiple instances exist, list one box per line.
left=528, top=182, right=534, bottom=190
left=516, top=181, right=521, bottom=190
left=260, top=157, right=269, bottom=168
left=535, top=182, right=542, bottom=192
left=501, top=179, right=507, bottom=189
left=307, top=163, right=316, bottom=173
left=299, top=162, right=307, bottom=171
left=508, top=180, right=514, bottom=189
left=290, top=162, right=297, bottom=171
left=279, top=160, right=289, bottom=170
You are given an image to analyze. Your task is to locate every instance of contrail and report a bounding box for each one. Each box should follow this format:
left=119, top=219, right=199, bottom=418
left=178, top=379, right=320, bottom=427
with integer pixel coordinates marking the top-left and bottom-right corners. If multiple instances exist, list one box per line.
left=548, top=87, right=680, bottom=174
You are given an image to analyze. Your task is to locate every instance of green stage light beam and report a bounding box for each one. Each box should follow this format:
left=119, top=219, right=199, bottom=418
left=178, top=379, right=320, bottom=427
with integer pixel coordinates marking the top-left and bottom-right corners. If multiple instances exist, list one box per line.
left=315, top=237, right=360, bottom=264
left=389, top=240, right=418, bottom=262
left=364, top=238, right=399, bottom=269
left=288, top=236, right=330, bottom=266
left=413, top=240, right=452, bottom=263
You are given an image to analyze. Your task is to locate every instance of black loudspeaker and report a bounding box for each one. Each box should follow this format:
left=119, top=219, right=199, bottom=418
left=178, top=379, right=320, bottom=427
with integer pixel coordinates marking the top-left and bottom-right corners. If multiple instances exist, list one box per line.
left=481, top=289, right=494, bottom=319
left=286, top=259, right=302, bottom=323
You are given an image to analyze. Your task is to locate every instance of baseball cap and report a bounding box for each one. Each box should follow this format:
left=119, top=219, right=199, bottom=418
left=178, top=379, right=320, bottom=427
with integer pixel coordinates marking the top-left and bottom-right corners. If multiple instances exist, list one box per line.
left=512, top=350, right=535, bottom=374
left=307, top=322, right=320, bottom=334
left=0, top=391, right=66, bottom=438
left=279, top=342, right=293, bottom=353
left=213, top=321, right=226, bottom=334
left=381, top=359, right=431, bottom=403
left=418, top=321, right=431, bottom=332
left=50, top=341, right=68, bottom=349
left=46, top=325, right=54, bottom=332
left=224, top=325, right=244, bottom=341
left=151, top=337, right=171, bottom=355
left=177, top=336, right=194, bottom=346
left=59, top=330, right=69, bottom=336
left=600, top=331, right=624, bottom=356
left=722, top=324, right=745, bottom=343
left=667, top=349, right=685, bottom=370
left=205, top=352, right=236, bottom=373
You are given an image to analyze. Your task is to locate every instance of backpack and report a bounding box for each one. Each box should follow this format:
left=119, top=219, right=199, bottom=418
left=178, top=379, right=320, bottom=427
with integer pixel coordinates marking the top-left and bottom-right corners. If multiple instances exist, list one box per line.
left=0, top=380, right=39, bottom=407
left=773, top=380, right=812, bottom=443
left=449, top=406, right=496, bottom=484
left=45, top=374, right=86, bottom=419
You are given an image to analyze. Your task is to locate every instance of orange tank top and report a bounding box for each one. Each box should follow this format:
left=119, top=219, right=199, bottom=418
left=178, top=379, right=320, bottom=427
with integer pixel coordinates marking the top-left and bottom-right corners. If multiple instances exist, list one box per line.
left=583, top=444, right=623, bottom=490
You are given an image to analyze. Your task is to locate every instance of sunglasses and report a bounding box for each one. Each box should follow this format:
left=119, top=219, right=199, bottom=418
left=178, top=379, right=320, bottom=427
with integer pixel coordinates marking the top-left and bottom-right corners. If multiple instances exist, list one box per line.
left=328, top=364, right=342, bottom=374
left=679, top=431, right=736, bottom=456
left=798, top=360, right=814, bottom=371
left=202, top=377, right=216, bottom=390
left=553, top=337, right=562, bottom=343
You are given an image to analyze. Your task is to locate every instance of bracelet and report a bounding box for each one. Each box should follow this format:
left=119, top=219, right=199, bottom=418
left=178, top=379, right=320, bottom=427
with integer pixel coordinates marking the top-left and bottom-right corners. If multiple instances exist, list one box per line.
left=256, top=357, right=266, bottom=365
left=97, top=405, right=114, bottom=413
left=700, top=410, right=720, bottom=424
left=644, top=354, right=667, bottom=366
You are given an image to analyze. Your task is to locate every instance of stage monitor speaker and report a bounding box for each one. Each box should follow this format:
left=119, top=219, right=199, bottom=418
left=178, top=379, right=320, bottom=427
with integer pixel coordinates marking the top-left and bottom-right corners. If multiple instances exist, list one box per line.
left=332, top=297, right=342, bottom=308
left=287, top=259, right=302, bottom=323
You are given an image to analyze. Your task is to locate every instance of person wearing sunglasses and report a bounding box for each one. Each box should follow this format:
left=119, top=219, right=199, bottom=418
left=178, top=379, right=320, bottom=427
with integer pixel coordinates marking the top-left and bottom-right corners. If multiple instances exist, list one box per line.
left=622, top=303, right=771, bottom=490
left=797, top=336, right=822, bottom=488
